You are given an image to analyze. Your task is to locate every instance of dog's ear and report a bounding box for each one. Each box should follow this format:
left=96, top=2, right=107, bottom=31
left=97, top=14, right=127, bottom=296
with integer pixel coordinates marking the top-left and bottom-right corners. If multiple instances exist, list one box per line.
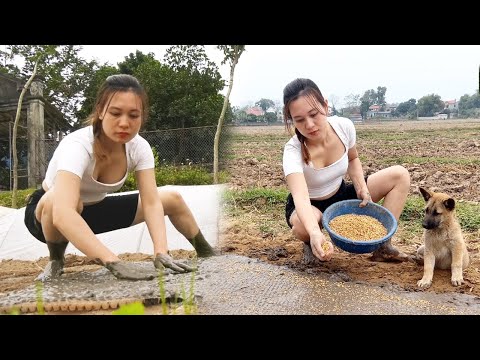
left=419, top=187, right=432, bottom=202
left=444, top=198, right=455, bottom=211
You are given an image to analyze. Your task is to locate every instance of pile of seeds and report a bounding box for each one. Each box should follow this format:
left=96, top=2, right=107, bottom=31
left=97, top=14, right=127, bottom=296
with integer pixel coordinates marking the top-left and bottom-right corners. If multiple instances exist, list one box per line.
left=329, top=214, right=387, bottom=241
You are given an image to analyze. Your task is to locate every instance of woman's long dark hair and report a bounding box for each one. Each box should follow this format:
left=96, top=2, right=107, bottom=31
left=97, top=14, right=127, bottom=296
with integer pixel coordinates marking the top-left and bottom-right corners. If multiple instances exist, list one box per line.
left=283, top=78, right=328, bottom=164
left=85, top=74, right=149, bottom=161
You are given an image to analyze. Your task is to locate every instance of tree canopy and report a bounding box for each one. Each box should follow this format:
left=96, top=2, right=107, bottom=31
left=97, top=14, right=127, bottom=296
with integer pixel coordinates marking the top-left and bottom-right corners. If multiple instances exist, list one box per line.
left=76, top=46, right=231, bottom=130
left=417, top=94, right=444, bottom=117
left=255, top=98, right=275, bottom=113
left=1, top=45, right=98, bottom=125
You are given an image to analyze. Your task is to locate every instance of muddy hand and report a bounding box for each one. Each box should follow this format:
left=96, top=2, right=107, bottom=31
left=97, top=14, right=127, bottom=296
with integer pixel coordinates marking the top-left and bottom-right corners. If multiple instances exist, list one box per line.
left=154, top=253, right=196, bottom=273
left=105, top=261, right=156, bottom=281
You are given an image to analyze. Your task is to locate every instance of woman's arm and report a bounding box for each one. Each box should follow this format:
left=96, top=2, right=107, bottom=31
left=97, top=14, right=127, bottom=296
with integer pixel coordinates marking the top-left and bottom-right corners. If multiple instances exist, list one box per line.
left=286, top=173, right=322, bottom=237
left=52, top=170, right=118, bottom=263
left=286, top=173, right=331, bottom=260
left=135, top=168, right=168, bottom=255
left=135, top=169, right=195, bottom=273
left=346, top=145, right=370, bottom=205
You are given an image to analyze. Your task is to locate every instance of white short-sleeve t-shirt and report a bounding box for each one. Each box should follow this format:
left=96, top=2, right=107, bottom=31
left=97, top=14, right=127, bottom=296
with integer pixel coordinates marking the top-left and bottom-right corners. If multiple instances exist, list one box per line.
left=282, top=115, right=356, bottom=198
left=44, top=126, right=155, bottom=203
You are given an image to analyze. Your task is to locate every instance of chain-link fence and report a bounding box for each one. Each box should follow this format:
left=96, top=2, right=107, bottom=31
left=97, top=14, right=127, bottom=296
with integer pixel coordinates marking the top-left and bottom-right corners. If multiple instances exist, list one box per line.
left=0, top=124, right=231, bottom=191
left=0, top=121, right=29, bottom=191
left=141, top=125, right=230, bottom=168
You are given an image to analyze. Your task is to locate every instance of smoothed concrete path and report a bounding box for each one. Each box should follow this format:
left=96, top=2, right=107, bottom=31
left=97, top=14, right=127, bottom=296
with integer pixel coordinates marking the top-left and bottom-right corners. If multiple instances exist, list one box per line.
left=1, top=255, right=479, bottom=314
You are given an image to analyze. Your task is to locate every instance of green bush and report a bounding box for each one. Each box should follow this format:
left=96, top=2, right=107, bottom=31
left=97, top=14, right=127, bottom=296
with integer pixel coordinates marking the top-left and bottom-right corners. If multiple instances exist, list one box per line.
left=0, top=188, right=36, bottom=208
left=120, top=166, right=228, bottom=192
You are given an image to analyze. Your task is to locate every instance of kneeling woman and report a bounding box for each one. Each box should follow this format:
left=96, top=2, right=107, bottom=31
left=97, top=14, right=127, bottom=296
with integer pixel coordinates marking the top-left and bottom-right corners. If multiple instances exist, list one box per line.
left=24, top=74, right=215, bottom=281
left=282, top=78, right=410, bottom=263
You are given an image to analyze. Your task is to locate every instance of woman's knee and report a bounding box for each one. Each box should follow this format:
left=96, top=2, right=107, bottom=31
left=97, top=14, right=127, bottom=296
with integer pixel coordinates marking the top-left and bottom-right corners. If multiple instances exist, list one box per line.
left=165, top=190, right=185, bottom=206
left=290, top=216, right=309, bottom=241
left=159, top=190, right=187, bottom=214
left=36, top=192, right=53, bottom=221
left=391, top=165, right=410, bottom=187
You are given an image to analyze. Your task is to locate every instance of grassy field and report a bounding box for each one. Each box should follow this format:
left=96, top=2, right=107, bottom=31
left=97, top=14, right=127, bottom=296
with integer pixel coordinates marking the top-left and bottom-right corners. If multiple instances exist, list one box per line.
left=221, top=119, right=480, bottom=296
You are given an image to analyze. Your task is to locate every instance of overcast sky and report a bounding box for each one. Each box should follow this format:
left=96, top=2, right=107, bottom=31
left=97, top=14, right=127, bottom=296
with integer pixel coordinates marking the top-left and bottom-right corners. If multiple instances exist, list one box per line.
left=80, top=45, right=480, bottom=109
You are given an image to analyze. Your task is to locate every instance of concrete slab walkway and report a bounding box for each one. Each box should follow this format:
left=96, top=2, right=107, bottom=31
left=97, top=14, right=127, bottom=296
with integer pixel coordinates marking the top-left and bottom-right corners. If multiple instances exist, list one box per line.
left=1, top=255, right=479, bottom=314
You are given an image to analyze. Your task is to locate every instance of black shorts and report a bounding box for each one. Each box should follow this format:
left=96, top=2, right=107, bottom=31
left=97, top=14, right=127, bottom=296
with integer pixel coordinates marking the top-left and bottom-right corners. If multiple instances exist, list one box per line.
left=24, top=188, right=139, bottom=243
left=285, top=177, right=368, bottom=228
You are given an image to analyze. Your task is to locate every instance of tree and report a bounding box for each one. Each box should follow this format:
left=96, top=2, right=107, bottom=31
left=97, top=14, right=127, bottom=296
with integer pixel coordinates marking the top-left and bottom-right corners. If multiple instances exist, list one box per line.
left=328, top=94, right=339, bottom=115
left=360, top=89, right=376, bottom=118
left=395, top=98, right=417, bottom=118
left=159, top=46, right=226, bottom=129
left=376, top=86, right=387, bottom=109
left=2, top=45, right=98, bottom=126
left=265, top=112, right=278, bottom=124
left=343, top=93, right=360, bottom=115
left=75, top=65, right=119, bottom=127
left=255, top=98, right=275, bottom=113
left=12, top=58, right=40, bottom=208
left=458, top=92, right=480, bottom=118
left=359, top=86, right=387, bottom=118
left=86, top=48, right=228, bottom=130
left=214, top=45, right=245, bottom=184
left=0, top=46, right=15, bottom=73
left=118, top=50, right=157, bottom=74
left=417, top=94, right=444, bottom=117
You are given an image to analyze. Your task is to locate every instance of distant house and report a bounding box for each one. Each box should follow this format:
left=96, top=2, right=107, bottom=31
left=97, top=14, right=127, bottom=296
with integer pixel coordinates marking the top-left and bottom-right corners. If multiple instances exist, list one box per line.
left=385, top=103, right=398, bottom=113
left=245, top=106, right=264, bottom=116
left=444, top=99, right=458, bottom=110
left=366, top=104, right=393, bottom=119
left=440, top=99, right=458, bottom=119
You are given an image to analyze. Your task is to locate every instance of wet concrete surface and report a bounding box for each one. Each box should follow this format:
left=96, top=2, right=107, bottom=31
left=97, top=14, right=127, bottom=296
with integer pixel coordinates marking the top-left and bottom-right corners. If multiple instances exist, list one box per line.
left=1, top=254, right=480, bottom=314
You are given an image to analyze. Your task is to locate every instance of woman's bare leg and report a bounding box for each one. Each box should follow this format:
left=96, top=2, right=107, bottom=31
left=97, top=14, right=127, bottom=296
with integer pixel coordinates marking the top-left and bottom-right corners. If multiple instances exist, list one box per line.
left=34, top=191, right=83, bottom=280
left=289, top=206, right=323, bottom=264
left=133, top=190, right=216, bottom=257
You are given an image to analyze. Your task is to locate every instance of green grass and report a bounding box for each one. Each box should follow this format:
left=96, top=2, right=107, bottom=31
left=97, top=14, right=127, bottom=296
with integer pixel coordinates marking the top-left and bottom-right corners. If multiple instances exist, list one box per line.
left=121, top=166, right=229, bottom=192
left=456, top=202, right=480, bottom=231
left=378, top=156, right=480, bottom=166
left=0, top=188, right=36, bottom=208
left=358, top=131, right=413, bottom=142
left=224, top=188, right=289, bottom=205
left=400, top=195, right=480, bottom=232
left=224, top=153, right=237, bottom=160
left=112, top=301, right=145, bottom=315
left=35, top=281, right=45, bottom=315
left=224, top=189, right=480, bottom=244
left=357, top=127, right=480, bottom=141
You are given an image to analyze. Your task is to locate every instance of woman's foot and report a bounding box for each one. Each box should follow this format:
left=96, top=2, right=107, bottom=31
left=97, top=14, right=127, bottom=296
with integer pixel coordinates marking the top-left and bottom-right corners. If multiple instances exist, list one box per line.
left=370, top=240, right=410, bottom=262
left=35, top=260, right=64, bottom=281
left=302, top=242, right=322, bottom=265
left=189, top=231, right=217, bottom=257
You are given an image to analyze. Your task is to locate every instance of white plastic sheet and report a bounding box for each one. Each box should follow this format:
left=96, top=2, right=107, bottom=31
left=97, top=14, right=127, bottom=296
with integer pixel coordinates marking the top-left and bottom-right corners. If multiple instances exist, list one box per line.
left=0, top=184, right=224, bottom=261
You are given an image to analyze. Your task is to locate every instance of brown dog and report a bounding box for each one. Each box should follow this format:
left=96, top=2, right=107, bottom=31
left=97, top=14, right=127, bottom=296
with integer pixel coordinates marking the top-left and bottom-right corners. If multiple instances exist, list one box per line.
left=416, top=187, right=469, bottom=288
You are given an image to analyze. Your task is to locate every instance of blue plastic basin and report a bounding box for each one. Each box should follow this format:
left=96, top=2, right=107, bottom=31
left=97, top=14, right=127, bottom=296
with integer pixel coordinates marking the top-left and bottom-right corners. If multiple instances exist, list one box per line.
left=321, top=199, right=398, bottom=254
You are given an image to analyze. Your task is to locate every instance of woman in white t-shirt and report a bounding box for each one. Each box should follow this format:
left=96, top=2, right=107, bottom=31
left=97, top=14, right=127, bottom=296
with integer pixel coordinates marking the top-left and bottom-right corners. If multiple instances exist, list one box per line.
left=24, top=74, right=215, bottom=281
left=282, top=78, right=410, bottom=263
